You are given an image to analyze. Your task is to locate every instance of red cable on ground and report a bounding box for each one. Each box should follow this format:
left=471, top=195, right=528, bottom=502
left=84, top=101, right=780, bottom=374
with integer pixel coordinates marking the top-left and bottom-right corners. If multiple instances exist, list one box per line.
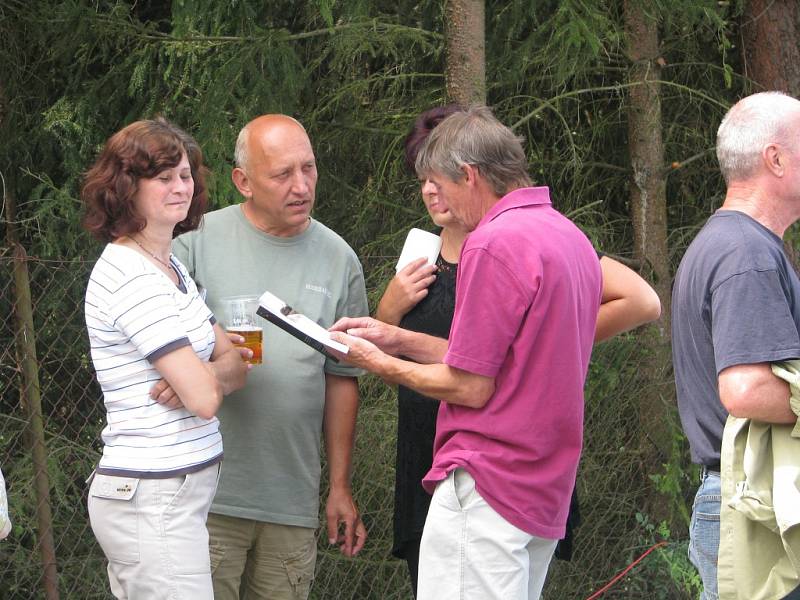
left=584, top=541, right=669, bottom=600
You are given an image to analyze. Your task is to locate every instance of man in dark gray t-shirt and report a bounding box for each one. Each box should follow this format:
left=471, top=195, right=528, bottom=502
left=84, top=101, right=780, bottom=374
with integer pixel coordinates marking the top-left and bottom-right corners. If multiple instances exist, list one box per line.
left=673, top=211, right=800, bottom=467
left=672, top=91, right=800, bottom=600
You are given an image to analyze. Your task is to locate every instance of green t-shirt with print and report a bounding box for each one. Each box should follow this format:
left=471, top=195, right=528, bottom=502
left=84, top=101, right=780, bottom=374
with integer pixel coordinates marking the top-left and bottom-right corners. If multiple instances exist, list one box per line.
left=174, top=204, right=368, bottom=527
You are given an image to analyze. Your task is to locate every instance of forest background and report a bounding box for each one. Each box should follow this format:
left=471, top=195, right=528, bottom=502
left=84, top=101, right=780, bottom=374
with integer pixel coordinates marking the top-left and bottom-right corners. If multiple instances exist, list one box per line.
left=2, top=0, right=799, bottom=598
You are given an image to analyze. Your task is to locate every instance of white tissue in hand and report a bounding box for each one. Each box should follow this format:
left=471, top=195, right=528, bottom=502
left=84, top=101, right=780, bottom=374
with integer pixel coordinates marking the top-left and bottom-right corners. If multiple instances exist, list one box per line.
left=396, top=228, right=442, bottom=272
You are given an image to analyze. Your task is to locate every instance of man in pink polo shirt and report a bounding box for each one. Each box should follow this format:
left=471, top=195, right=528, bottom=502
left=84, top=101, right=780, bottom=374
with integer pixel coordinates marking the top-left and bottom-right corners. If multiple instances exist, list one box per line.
left=330, top=107, right=601, bottom=600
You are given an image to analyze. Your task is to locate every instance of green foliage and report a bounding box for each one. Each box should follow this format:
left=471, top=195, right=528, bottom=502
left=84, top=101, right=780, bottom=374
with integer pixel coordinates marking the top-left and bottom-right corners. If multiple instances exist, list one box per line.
left=2, top=424, right=105, bottom=598
left=632, top=513, right=703, bottom=598
left=649, top=420, right=697, bottom=527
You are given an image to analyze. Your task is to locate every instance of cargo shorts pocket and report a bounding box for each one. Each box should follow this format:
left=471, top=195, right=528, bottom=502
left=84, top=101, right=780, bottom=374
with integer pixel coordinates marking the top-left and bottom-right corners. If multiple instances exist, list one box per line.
left=282, top=539, right=316, bottom=597
left=88, top=474, right=140, bottom=564
left=209, top=541, right=226, bottom=574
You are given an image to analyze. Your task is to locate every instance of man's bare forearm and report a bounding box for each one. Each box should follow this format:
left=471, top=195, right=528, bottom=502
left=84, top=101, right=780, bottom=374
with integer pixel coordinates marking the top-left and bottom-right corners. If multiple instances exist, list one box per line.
left=210, top=347, right=248, bottom=395
left=323, top=374, right=358, bottom=489
left=373, top=352, right=493, bottom=408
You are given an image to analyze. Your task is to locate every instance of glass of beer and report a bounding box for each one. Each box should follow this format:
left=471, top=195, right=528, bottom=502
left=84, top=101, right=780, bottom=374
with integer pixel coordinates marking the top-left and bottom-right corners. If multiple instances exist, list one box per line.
left=221, top=295, right=263, bottom=365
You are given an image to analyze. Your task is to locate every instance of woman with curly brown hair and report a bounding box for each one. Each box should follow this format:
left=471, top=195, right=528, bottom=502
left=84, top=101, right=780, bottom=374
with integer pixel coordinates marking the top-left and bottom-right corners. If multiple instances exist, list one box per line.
left=82, top=118, right=247, bottom=599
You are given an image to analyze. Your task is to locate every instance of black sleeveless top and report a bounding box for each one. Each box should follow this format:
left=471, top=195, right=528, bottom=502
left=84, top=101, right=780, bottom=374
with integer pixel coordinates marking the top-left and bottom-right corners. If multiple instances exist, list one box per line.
left=391, top=253, right=457, bottom=558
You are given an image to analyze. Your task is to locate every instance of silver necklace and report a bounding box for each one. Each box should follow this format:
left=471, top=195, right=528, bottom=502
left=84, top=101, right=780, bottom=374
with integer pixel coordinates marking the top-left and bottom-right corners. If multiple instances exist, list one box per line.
left=129, top=235, right=173, bottom=272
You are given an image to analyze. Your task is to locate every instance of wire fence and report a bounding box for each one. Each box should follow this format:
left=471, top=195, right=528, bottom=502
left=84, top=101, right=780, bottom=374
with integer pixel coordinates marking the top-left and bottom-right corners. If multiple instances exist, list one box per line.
left=0, top=245, right=695, bottom=599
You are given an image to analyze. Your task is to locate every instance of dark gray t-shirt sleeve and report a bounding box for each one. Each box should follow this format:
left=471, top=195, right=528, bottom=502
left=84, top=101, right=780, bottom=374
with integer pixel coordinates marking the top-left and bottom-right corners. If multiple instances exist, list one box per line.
left=712, top=269, right=800, bottom=372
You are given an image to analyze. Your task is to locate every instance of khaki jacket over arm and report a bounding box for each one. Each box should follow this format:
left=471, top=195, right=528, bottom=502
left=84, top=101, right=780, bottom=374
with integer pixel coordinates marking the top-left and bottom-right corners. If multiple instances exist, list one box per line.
left=718, top=360, right=800, bottom=600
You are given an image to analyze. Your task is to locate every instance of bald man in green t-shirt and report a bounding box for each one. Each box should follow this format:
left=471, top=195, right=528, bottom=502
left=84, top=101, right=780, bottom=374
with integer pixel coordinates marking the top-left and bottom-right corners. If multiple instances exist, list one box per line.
left=174, top=115, right=368, bottom=600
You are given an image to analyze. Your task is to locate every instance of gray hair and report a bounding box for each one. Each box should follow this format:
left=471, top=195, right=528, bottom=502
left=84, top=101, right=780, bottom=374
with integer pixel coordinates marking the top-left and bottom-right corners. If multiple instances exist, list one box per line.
left=234, top=122, right=252, bottom=170
left=717, top=91, right=800, bottom=184
left=233, top=115, right=308, bottom=171
left=415, top=106, right=532, bottom=197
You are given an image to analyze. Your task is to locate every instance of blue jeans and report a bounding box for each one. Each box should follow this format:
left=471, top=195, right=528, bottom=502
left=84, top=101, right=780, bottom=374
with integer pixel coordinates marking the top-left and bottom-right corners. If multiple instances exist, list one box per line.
left=689, top=469, right=720, bottom=600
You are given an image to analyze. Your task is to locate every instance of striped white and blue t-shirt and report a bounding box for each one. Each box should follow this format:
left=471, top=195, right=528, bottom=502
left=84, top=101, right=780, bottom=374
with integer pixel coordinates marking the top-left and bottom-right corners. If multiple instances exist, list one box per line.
left=85, top=243, right=222, bottom=477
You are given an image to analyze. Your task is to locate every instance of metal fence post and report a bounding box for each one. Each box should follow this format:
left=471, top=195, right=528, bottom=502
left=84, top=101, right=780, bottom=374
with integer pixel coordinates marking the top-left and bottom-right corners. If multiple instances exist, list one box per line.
left=5, top=178, right=60, bottom=600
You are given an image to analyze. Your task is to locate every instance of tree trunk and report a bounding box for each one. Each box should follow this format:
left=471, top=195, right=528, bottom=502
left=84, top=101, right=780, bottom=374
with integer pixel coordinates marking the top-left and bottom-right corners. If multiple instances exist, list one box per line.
left=625, top=3, right=669, bottom=315
left=740, top=0, right=800, bottom=268
left=444, top=0, right=486, bottom=106
left=741, top=0, right=800, bottom=97
left=623, top=0, right=673, bottom=517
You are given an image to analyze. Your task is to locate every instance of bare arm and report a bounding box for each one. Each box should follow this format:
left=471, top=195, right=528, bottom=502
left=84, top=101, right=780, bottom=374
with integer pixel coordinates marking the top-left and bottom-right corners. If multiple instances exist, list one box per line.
left=150, top=325, right=248, bottom=409
left=323, top=374, right=366, bottom=557
left=718, top=363, right=795, bottom=423
left=331, top=316, right=448, bottom=364
left=595, top=256, right=662, bottom=342
left=374, top=258, right=437, bottom=325
left=329, top=332, right=494, bottom=408
left=382, top=359, right=495, bottom=407
left=151, top=346, right=222, bottom=420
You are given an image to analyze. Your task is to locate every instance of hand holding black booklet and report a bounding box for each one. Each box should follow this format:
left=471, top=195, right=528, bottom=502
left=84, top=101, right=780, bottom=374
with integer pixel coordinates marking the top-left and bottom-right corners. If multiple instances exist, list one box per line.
left=256, top=291, right=349, bottom=362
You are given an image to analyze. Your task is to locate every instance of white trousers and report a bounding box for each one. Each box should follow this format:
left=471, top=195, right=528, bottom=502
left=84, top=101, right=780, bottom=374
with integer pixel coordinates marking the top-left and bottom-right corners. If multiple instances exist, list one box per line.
left=88, top=463, right=220, bottom=599
left=417, top=468, right=557, bottom=600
